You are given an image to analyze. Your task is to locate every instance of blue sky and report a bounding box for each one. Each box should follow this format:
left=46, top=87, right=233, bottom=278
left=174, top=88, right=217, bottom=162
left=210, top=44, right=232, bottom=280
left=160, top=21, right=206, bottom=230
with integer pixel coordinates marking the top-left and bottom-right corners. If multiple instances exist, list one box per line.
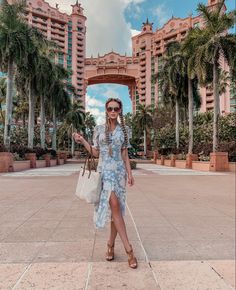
left=47, top=0, right=235, bottom=124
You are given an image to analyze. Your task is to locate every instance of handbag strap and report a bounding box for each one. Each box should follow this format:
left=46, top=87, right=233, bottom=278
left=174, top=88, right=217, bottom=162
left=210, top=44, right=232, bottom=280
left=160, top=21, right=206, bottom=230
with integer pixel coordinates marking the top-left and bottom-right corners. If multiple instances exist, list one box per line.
left=81, top=144, right=97, bottom=178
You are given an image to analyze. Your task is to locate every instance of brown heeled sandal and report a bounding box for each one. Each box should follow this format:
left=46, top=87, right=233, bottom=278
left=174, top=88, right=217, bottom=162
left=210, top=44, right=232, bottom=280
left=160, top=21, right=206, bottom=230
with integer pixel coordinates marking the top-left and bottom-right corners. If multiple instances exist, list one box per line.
left=106, top=242, right=115, bottom=261
left=125, top=244, right=138, bottom=269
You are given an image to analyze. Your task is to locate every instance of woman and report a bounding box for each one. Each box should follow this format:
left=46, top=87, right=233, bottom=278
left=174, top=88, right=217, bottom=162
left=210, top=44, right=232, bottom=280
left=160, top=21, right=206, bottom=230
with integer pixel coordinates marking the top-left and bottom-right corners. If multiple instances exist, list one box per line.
left=72, top=97, right=138, bottom=269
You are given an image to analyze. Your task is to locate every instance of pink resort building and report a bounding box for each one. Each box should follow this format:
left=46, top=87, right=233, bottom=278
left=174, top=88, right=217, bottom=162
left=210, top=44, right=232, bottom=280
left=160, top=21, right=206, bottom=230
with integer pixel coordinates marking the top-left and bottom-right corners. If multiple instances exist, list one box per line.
left=8, top=0, right=87, bottom=103
left=132, top=0, right=234, bottom=114
left=6, top=0, right=234, bottom=114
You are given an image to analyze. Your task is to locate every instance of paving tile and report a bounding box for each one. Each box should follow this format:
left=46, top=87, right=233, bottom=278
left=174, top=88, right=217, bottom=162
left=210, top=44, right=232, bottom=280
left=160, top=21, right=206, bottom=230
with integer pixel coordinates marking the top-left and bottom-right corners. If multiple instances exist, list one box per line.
left=0, top=263, right=28, bottom=290
left=151, top=260, right=233, bottom=290
left=187, top=239, right=235, bottom=260
left=15, top=262, right=88, bottom=290
left=208, top=260, right=235, bottom=289
left=0, top=242, right=44, bottom=263
left=88, top=262, right=158, bottom=290
left=33, top=240, right=94, bottom=263
left=143, top=239, right=200, bottom=261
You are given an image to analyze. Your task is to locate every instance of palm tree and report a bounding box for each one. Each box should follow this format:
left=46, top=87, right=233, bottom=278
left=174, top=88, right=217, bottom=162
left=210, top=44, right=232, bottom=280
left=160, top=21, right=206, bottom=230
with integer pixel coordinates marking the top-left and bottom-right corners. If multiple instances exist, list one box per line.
left=0, top=76, right=6, bottom=125
left=13, top=94, right=28, bottom=127
left=36, top=55, right=54, bottom=149
left=84, top=112, right=96, bottom=143
left=133, top=103, right=153, bottom=156
left=124, top=112, right=133, bottom=128
left=0, top=0, right=28, bottom=149
left=182, top=0, right=236, bottom=152
left=65, top=99, right=85, bottom=155
left=156, top=42, right=188, bottom=149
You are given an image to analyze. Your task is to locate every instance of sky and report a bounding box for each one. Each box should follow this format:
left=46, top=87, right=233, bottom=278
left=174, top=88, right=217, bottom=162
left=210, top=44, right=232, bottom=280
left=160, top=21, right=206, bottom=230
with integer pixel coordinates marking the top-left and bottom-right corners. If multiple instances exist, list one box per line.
left=46, top=0, right=235, bottom=124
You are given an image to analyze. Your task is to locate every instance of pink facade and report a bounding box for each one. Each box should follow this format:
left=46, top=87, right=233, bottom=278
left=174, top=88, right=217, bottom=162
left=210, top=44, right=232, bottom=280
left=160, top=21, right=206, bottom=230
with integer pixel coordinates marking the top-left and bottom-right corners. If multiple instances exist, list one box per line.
left=8, top=0, right=234, bottom=114
left=132, top=0, right=233, bottom=114
left=19, top=0, right=86, bottom=103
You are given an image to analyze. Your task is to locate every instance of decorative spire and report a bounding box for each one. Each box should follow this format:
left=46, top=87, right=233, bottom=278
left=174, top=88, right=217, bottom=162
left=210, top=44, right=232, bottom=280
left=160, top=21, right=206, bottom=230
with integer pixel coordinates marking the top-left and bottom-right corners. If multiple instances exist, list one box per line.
left=142, top=17, right=153, bottom=27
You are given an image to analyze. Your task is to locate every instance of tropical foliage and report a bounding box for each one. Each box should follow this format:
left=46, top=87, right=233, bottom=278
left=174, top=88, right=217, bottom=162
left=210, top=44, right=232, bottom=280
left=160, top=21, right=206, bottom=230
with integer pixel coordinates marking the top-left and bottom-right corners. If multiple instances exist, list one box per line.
left=0, top=0, right=87, bottom=154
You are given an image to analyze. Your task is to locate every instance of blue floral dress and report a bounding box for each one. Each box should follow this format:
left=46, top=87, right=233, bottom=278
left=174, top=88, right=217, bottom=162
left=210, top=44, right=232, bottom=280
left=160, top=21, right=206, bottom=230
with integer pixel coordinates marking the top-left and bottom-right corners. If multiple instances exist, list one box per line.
left=92, top=123, right=131, bottom=229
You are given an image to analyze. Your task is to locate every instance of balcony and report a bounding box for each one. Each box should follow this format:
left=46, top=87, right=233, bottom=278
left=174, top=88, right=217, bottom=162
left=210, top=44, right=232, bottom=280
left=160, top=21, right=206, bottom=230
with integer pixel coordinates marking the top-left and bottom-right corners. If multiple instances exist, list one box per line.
left=140, top=41, right=146, bottom=49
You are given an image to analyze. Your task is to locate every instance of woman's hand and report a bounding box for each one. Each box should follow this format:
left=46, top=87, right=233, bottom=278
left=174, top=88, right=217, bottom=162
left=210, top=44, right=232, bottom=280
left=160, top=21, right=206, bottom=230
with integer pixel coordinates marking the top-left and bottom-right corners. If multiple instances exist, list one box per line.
left=72, top=132, right=85, bottom=144
left=127, top=173, right=134, bottom=186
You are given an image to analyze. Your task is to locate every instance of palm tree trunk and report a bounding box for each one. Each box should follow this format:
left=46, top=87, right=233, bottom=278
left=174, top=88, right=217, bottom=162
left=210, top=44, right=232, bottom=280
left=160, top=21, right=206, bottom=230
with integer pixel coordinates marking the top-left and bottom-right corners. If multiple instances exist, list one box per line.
left=23, top=113, right=26, bottom=128
left=213, top=59, right=220, bottom=152
left=188, top=78, right=194, bottom=154
left=28, top=81, right=35, bottom=148
left=40, top=95, right=45, bottom=149
left=3, top=59, right=14, bottom=150
left=71, top=124, right=75, bottom=156
left=0, top=107, right=4, bottom=124
left=52, top=106, right=57, bottom=151
left=144, top=128, right=147, bottom=156
left=175, top=99, right=180, bottom=149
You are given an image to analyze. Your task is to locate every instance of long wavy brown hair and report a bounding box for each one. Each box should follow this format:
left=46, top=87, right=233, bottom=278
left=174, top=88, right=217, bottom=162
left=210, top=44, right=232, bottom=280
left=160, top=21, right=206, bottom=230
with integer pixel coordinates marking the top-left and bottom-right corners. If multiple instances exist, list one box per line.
left=105, top=98, right=128, bottom=148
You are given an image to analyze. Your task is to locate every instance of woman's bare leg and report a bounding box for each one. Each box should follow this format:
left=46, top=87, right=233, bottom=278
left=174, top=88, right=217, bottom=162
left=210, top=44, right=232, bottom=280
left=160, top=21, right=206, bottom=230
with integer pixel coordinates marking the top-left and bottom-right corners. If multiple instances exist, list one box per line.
left=108, top=220, right=118, bottom=246
left=109, top=191, right=132, bottom=252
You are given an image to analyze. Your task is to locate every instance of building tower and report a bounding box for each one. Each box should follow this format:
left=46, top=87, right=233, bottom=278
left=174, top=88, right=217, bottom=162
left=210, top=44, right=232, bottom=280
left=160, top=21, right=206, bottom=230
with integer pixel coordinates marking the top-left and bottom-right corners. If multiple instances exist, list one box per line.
left=21, top=0, right=86, bottom=104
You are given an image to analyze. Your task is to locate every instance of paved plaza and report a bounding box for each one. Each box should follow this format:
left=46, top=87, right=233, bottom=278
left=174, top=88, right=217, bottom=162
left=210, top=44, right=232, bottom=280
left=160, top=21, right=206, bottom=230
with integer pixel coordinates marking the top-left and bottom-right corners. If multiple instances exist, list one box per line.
left=0, top=163, right=235, bottom=289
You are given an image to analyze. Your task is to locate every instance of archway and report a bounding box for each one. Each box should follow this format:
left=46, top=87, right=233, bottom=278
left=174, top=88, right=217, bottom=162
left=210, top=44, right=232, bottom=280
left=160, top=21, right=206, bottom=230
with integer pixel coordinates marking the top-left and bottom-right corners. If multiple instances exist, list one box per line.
left=84, top=52, right=139, bottom=113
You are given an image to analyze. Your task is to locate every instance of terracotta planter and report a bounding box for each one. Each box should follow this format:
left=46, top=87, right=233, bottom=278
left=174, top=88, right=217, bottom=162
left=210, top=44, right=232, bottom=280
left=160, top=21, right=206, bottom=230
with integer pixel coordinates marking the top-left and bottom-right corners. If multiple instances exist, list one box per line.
left=186, top=154, right=198, bottom=169
left=192, top=161, right=210, bottom=171
left=50, top=159, right=57, bottom=167
left=175, top=160, right=186, bottom=169
left=44, top=154, right=51, bottom=167
left=0, top=152, right=14, bottom=172
left=161, top=155, right=165, bottom=165
left=13, top=161, right=31, bottom=172
left=229, top=162, right=236, bottom=172
left=170, top=154, right=176, bottom=167
left=156, top=159, right=161, bottom=165
left=164, top=159, right=171, bottom=167
left=153, top=151, right=158, bottom=162
left=36, top=160, right=46, bottom=168
left=25, top=153, right=36, bottom=168
left=58, top=152, right=67, bottom=163
left=210, top=152, right=229, bottom=172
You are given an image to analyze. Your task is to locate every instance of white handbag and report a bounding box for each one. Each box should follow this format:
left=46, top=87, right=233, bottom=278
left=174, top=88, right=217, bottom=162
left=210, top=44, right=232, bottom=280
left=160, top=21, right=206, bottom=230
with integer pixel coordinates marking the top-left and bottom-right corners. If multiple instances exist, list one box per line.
left=75, top=146, right=101, bottom=204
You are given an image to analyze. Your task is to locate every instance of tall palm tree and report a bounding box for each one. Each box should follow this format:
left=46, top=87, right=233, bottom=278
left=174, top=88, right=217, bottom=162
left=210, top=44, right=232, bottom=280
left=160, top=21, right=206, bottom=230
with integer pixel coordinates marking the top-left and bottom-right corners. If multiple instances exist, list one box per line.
left=133, top=103, right=153, bottom=156
left=36, top=55, right=54, bottom=149
left=15, top=26, right=54, bottom=148
left=182, top=0, right=236, bottom=152
left=0, top=76, right=6, bottom=125
left=0, top=0, right=28, bottom=149
left=156, top=42, right=188, bottom=149
left=47, top=63, right=71, bottom=151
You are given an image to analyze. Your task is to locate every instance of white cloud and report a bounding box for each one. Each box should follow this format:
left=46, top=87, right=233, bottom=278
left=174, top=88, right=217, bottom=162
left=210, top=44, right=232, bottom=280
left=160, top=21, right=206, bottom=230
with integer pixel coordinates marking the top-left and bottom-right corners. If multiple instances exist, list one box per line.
left=131, top=28, right=141, bottom=37
left=85, top=95, right=105, bottom=125
left=86, top=94, right=104, bottom=108
left=87, top=106, right=105, bottom=125
left=46, top=0, right=144, bottom=56
left=153, top=4, right=170, bottom=27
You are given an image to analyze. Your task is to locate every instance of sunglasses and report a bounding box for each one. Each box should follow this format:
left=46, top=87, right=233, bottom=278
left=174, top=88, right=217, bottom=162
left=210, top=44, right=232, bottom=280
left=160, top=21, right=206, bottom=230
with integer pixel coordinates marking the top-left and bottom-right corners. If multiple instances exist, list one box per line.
left=107, top=106, right=120, bottom=112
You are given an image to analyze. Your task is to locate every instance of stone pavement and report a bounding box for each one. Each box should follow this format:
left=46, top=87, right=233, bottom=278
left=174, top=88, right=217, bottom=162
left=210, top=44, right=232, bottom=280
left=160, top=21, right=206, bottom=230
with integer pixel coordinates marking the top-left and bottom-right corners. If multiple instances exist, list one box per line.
left=0, top=163, right=235, bottom=290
